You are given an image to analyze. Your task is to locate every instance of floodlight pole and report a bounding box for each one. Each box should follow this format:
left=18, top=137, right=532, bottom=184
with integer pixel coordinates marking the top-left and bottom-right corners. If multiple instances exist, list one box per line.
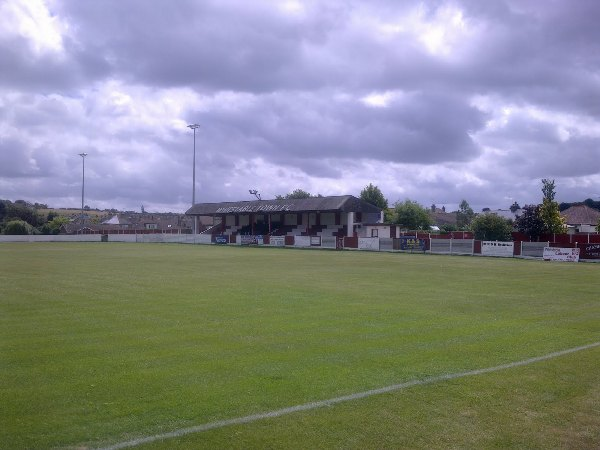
left=187, top=124, right=200, bottom=234
left=79, top=152, right=88, bottom=231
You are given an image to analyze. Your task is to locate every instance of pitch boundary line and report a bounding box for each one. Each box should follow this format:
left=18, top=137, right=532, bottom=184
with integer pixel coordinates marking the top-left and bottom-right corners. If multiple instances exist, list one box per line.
left=99, top=341, right=600, bottom=449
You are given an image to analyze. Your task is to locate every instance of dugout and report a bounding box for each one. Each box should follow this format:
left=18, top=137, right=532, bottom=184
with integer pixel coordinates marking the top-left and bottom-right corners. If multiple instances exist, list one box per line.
left=185, top=195, right=383, bottom=239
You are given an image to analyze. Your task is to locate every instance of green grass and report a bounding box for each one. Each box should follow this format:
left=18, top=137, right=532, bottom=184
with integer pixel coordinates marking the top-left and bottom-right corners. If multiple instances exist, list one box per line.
left=1, top=243, right=599, bottom=449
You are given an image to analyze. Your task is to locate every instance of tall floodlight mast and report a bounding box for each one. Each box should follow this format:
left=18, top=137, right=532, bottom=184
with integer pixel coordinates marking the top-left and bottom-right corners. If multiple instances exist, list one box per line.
left=187, top=124, right=200, bottom=234
left=79, top=152, right=88, bottom=231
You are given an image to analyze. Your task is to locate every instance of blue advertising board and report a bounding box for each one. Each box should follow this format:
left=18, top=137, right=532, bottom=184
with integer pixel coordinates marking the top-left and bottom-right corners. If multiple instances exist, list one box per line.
left=215, top=235, right=228, bottom=244
left=399, top=237, right=426, bottom=251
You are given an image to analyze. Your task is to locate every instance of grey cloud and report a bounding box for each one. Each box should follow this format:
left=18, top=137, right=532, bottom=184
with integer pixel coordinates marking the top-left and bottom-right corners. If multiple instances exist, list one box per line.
left=478, top=113, right=600, bottom=178
left=1, top=0, right=599, bottom=210
left=193, top=89, right=485, bottom=177
left=0, top=138, right=34, bottom=177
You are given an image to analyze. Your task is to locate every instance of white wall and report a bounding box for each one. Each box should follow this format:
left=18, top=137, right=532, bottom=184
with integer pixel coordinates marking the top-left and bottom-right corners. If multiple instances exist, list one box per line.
left=0, top=235, right=101, bottom=242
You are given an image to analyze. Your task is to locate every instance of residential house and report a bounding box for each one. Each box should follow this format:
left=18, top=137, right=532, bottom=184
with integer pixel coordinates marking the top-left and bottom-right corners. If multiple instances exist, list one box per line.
left=561, top=205, right=600, bottom=233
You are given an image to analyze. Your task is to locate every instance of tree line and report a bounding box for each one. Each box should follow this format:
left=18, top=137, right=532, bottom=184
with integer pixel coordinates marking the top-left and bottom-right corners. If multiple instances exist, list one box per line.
left=277, top=180, right=600, bottom=241
left=355, top=180, right=599, bottom=240
left=0, top=200, right=70, bottom=235
left=5, top=182, right=599, bottom=237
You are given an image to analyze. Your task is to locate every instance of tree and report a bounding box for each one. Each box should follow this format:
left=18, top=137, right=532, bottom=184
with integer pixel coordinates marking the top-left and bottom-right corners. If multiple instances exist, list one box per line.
left=471, top=213, right=512, bottom=241
left=509, top=201, right=521, bottom=213
left=276, top=189, right=318, bottom=199
left=583, top=198, right=600, bottom=210
left=4, top=200, right=43, bottom=227
left=392, top=200, right=431, bottom=230
left=541, top=178, right=556, bottom=202
left=439, top=224, right=458, bottom=233
left=456, top=199, right=475, bottom=229
left=514, top=204, right=545, bottom=241
left=39, top=216, right=70, bottom=235
left=359, top=183, right=388, bottom=209
left=597, top=218, right=600, bottom=233
left=3, top=220, right=30, bottom=235
left=539, top=179, right=565, bottom=234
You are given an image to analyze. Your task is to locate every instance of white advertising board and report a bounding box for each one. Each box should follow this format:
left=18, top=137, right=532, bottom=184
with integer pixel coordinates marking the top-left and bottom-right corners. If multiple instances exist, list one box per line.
left=358, top=237, right=379, bottom=250
left=481, top=241, right=514, bottom=257
left=543, top=247, right=580, bottom=262
left=294, top=236, right=311, bottom=247
left=269, top=236, right=285, bottom=246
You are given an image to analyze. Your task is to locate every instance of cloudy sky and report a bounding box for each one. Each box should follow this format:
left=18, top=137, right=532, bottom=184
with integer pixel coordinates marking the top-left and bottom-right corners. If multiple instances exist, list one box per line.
left=1, top=0, right=599, bottom=213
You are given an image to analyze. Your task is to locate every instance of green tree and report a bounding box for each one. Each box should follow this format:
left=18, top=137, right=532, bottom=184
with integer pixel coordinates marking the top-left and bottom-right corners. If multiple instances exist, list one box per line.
left=3, top=219, right=31, bottom=235
left=439, top=224, right=458, bottom=233
left=509, top=201, right=521, bottom=213
left=539, top=179, right=566, bottom=234
left=456, top=199, right=475, bottom=229
left=392, top=200, right=431, bottom=230
left=276, top=189, right=319, bottom=199
left=39, top=216, right=70, bottom=235
left=4, top=201, right=43, bottom=227
left=471, top=213, right=513, bottom=241
left=359, top=183, right=388, bottom=209
left=597, top=218, right=600, bottom=233
left=514, top=204, right=545, bottom=241
left=541, top=178, right=556, bottom=202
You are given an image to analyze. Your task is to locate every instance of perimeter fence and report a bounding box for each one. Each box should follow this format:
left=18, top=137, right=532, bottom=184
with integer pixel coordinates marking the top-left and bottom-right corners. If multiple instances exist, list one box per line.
left=1, top=233, right=599, bottom=261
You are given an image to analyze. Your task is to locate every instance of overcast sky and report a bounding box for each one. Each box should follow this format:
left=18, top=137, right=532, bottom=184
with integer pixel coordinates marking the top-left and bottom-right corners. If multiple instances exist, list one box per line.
left=1, top=0, right=599, bottom=213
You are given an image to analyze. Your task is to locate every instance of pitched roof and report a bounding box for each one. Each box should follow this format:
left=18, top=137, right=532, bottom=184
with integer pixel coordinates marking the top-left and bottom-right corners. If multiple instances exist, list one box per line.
left=561, top=205, right=600, bottom=225
left=186, top=195, right=382, bottom=216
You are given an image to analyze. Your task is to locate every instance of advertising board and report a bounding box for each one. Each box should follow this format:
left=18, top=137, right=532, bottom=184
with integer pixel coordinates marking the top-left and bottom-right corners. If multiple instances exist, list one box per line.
left=269, top=236, right=285, bottom=246
left=358, top=237, right=379, bottom=250
left=399, top=237, right=426, bottom=252
left=543, top=247, right=580, bottom=262
left=481, top=241, right=514, bottom=257
left=214, top=235, right=228, bottom=244
left=580, top=243, right=600, bottom=260
left=240, top=235, right=258, bottom=245
left=294, top=236, right=311, bottom=247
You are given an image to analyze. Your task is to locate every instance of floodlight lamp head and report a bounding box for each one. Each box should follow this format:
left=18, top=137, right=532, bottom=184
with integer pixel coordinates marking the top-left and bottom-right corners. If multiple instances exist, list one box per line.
left=187, top=124, right=200, bottom=130
left=79, top=152, right=88, bottom=157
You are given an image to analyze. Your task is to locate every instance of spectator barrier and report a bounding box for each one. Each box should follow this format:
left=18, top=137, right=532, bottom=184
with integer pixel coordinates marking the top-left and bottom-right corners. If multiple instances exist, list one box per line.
left=2, top=233, right=599, bottom=261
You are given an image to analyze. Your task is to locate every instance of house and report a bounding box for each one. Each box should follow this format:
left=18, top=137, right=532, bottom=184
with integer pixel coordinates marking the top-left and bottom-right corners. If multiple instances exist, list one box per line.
left=560, top=205, right=600, bottom=233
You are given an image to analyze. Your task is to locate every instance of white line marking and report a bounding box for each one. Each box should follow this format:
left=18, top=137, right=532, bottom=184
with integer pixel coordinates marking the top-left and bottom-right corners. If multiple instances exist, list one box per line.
left=99, top=341, right=600, bottom=450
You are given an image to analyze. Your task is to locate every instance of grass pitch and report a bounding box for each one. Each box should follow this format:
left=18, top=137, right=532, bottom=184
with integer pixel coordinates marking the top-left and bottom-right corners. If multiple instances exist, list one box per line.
left=1, top=243, right=599, bottom=449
